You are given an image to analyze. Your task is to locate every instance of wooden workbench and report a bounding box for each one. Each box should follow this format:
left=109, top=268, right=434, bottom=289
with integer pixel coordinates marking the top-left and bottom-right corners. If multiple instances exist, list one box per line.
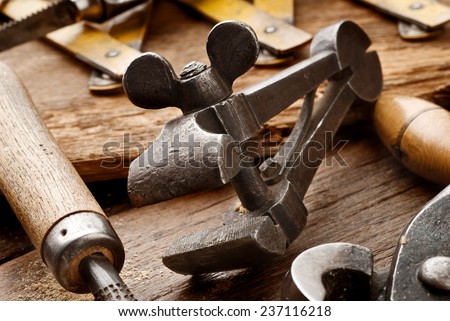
left=0, top=0, right=449, bottom=300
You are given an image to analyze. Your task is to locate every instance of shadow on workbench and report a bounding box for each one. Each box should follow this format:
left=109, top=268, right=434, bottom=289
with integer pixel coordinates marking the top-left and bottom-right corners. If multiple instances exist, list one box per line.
left=0, top=178, right=131, bottom=266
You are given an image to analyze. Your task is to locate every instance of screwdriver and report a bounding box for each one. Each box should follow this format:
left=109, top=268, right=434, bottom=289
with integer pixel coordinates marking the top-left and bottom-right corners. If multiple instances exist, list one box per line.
left=373, top=95, right=450, bottom=185
left=0, top=61, right=135, bottom=300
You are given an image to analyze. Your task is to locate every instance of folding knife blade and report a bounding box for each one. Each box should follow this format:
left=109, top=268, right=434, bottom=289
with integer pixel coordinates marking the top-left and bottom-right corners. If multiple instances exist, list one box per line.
left=88, top=1, right=152, bottom=94
left=254, top=0, right=294, bottom=24
left=355, top=0, right=450, bottom=31
left=397, top=20, right=444, bottom=40
left=253, top=0, right=296, bottom=66
left=178, top=0, right=311, bottom=56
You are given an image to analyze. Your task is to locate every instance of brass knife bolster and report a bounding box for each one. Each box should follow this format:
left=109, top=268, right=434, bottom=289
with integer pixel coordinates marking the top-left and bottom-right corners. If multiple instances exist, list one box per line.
left=356, top=0, right=450, bottom=30
left=46, top=22, right=142, bottom=80
left=253, top=0, right=294, bottom=23
left=178, top=0, right=311, bottom=56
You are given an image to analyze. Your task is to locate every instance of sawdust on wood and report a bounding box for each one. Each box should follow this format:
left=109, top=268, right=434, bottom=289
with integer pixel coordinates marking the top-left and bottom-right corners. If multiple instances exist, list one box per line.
left=12, top=259, right=91, bottom=301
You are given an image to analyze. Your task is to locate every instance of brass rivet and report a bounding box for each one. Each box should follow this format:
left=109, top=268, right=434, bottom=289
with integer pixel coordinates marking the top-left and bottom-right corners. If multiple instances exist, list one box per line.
left=410, top=2, right=424, bottom=10
left=105, top=50, right=121, bottom=58
left=265, top=25, right=277, bottom=34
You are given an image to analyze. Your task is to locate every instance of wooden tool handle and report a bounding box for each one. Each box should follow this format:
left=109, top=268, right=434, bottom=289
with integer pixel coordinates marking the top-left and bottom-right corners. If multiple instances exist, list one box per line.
left=0, top=62, right=105, bottom=253
left=373, top=95, right=450, bottom=185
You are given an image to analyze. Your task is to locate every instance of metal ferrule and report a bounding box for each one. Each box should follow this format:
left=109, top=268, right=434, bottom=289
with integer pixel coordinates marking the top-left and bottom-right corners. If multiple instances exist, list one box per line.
left=42, top=211, right=125, bottom=293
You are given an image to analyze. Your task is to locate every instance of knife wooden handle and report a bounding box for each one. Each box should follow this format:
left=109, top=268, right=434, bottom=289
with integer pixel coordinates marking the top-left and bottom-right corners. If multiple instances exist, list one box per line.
left=373, top=95, right=450, bottom=185
left=0, top=61, right=105, bottom=253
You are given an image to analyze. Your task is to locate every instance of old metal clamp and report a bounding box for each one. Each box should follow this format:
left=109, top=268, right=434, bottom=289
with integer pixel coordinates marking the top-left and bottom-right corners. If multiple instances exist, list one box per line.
left=281, top=184, right=450, bottom=300
left=123, top=20, right=382, bottom=274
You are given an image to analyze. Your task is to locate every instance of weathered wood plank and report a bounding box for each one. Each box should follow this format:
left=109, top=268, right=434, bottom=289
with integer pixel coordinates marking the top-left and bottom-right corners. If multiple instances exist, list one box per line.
left=0, top=126, right=441, bottom=300
left=0, top=0, right=448, bottom=182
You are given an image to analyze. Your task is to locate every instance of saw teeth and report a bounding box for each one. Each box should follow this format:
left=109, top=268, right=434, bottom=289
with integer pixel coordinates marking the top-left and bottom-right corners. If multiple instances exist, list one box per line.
left=0, top=0, right=79, bottom=51
left=0, top=0, right=54, bottom=30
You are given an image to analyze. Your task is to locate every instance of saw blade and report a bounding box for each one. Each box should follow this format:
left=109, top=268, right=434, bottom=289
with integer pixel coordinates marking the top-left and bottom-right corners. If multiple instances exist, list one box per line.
left=0, top=0, right=79, bottom=52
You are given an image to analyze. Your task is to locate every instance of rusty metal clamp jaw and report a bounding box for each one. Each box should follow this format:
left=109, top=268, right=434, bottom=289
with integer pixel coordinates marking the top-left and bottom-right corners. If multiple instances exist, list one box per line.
left=281, top=184, right=450, bottom=301
left=124, top=20, right=260, bottom=207
left=123, top=20, right=382, bottom=275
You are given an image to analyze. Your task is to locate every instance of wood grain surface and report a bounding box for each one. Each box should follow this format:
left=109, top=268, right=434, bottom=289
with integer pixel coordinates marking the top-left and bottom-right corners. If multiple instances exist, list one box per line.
left=0, top=0, right=448, bottom=300
left=0, top=61, right=106, bottom=251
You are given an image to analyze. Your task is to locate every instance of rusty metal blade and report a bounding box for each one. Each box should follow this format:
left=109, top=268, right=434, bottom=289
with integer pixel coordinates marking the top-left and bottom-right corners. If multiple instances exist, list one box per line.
left=0, top=0, right=79, bottom=52
left=162, top=216, right=286, bottom=275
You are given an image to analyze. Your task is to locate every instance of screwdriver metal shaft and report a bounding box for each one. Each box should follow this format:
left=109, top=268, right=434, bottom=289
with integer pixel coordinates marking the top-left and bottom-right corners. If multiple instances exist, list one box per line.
left=80, top=254, right=136, bottom=301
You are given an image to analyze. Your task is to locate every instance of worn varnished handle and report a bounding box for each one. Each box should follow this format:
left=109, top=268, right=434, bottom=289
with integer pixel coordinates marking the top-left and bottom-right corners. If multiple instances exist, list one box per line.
left=373, top=95, right=450, bottom=185
left=0, top=62, right=106, bottom=253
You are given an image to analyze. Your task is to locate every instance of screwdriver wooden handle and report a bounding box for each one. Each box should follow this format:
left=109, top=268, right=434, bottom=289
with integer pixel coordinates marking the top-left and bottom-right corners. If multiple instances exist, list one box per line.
left=373, top=95, right=450, bottom=185
left=0, top=62, right=124, bottom=293
left=0, top=61, right=106, bottom=251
